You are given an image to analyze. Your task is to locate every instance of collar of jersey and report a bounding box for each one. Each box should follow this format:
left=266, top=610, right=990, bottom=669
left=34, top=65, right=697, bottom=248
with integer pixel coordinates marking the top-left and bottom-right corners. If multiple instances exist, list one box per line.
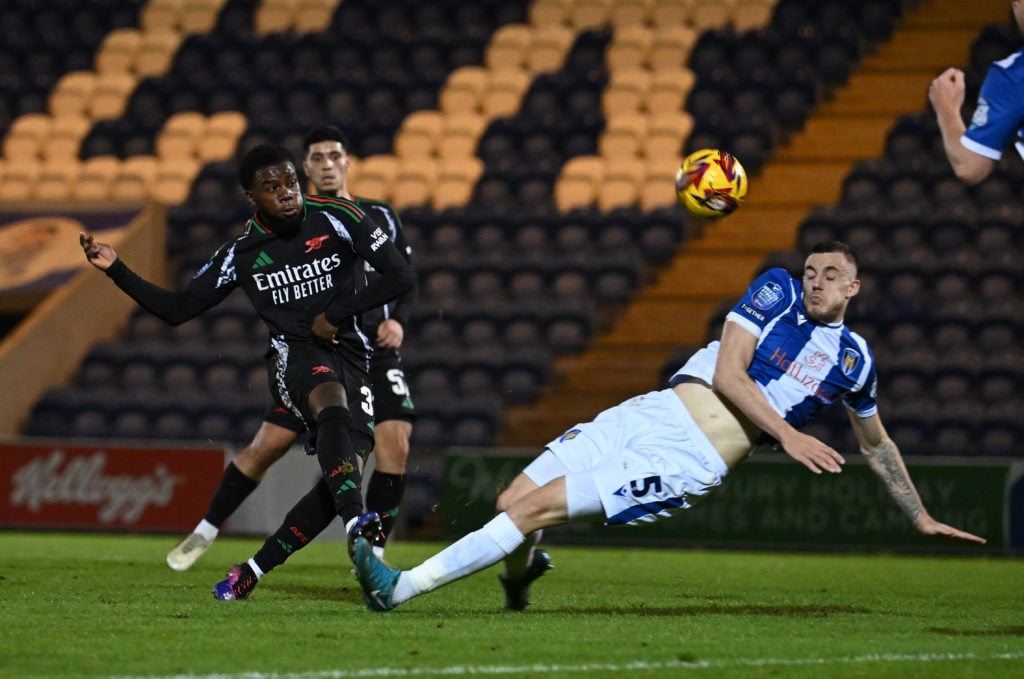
left=250, top=199, right=308, bottom=235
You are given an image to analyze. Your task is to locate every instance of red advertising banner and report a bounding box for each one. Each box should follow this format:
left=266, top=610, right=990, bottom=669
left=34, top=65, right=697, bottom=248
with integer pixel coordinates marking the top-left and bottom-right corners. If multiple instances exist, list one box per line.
left=0, top=440, right=227, bottom=532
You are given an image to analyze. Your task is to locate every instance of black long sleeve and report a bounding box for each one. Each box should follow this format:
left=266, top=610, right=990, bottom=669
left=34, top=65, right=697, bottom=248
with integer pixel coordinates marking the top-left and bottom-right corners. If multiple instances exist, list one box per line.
left=105, top=258, right=224, bottom=325
left=324, top=247, right=415, bottom=327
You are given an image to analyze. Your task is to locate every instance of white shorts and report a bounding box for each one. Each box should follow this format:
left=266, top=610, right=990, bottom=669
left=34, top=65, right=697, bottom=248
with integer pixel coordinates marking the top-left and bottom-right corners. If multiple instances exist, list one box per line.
left=523, top=389, right=729, bottom=526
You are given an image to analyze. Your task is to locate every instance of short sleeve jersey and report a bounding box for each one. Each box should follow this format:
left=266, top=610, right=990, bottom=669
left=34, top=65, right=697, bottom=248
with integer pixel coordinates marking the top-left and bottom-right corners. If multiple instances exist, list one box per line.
left=190, top=196, right=388, bottom=352
left=674, top=267, right=878, bottom=430
left=962, top=48, right=1024, bottom=162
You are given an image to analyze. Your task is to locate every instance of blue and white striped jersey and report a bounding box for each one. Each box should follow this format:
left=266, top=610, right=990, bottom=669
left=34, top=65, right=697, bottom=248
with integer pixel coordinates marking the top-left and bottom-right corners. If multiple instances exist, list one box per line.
left=962, top=47, right=1024, bottom=162
left=672, top=267, right=878, bottom=430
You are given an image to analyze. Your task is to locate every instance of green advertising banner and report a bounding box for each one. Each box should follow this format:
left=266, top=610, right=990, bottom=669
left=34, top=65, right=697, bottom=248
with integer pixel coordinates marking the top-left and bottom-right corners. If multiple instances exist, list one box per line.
left=441, top=449, right=1013, bottom=553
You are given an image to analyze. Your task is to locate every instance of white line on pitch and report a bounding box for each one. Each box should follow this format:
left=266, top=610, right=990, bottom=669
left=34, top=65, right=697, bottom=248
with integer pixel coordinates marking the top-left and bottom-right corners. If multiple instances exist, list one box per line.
left=113, top=650, right=1024, bottom=679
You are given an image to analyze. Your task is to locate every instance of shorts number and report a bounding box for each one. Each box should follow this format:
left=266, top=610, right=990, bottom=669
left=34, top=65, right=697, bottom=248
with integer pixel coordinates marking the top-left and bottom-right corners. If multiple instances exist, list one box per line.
left=360, top=384, right=374, bottom=417
left=386, top=368, right=409, bottom=397
left=630, top=476, right=662, bottom=498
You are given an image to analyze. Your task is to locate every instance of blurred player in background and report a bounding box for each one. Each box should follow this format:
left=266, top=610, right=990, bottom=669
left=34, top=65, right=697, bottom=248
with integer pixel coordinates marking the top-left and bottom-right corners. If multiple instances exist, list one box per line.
left=82, top=143, right=415, bottom=600
left=352, top=241, right=986, bottom=613
left=929, top=0, right=1024, bottom=184
left=166, top=126, right=418, bottom=577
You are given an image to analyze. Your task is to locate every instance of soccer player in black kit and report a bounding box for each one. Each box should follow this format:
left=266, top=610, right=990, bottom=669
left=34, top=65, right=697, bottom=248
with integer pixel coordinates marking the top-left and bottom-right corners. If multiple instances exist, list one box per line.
left=165, top=126, right=418, bottom=578
left=80, top=144, right=414, bottom=599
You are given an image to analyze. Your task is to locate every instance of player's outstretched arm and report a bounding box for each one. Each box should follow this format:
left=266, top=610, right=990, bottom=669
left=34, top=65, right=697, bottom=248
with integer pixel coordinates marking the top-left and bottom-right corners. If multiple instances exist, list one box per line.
left=849, top=411, right=986, bottom=544
left=928, top=67, right=995, bottom=185
left=80, top=231, right=117, bottom=270
left=713, top=321, right=844, bottom=474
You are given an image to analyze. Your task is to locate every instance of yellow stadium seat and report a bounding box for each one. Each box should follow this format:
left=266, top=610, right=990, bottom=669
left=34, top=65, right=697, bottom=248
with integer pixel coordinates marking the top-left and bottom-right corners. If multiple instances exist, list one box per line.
left=156, top=111, right=206, bottom=160
left=555, top=155, right=604, bottom=211
left=639, top=159, right=683, bottom=211
left=598, top=114, right=648, bottom=159
left=608, top=0, right=651, bottom=29
left=149, top=157, right=200, bottom=205
left=94, top=28, right=141, bottom=74
left=690, top=0, right=736, bottom=30
left=648, top=0, right=694, bottom=26
left=597, top=157, right=644, bottom=211
left=180, top=0, right=226, bottom=34
left=0, top=161, right=41, bottom=202
left=41, top=115, right=91, bottom=162
left=72, top=155, right=122, bottom=202
left=529, top=0, right=570, bottom=27
left=601, top=69, right=651, bottom=117
left=642, top=111, right=694, bottom=161
left=569, top=0, right=613, bottom=30
left=351, top=154, right=399, bottom=201
left=390, top=158, right=437, bottom=211
left=135, top=30, right=183, bottom=78
left=198, top=111, right=247, bottom=161
left=433, top=157, right=484, bottom=211
left=605, top=25, right=652, bottom=71
left=140, top=0, right=186, bottom=33
left=437, top=113, right=487, bottom=158
left=254, top=0, right=294, bottom=35
left=111, top=155, right=158, bottom=203
left=3, top=114, right=51, bottom=161
left=481, top=69, right=530, bottom=118
left=485, top=24, right=531, bottom=72
left=394, top=110, right=444, bottom=159
left=648, top=25, right=697, bottom=71
left=294, top=0, right=339, bottom=32
left=89, top=72, right=138, bottom=120
left=33, top=161, right=83, bottom=202
left=733, top=0, right=776, bottom=31
left=526, top=25, right=574, bottom=74
left=645, top=68, right=696, bottom=115
left=49, top=71, right=97, bottom=118
left=439, top=66, right=488, bottom=115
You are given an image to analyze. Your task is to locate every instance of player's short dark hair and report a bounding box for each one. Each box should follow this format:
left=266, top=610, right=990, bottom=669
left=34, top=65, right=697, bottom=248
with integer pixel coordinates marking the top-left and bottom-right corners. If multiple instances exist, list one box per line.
left=810, top=240, right=859, bottom=272
left=303, top=125, right=350, bottom=153
left=238, top=144, right=295, bottom=190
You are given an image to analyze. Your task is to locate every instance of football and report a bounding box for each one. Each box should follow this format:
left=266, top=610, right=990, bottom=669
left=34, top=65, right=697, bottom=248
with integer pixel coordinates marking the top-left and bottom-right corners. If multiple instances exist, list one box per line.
left=674, top=148, right=748, bottom=219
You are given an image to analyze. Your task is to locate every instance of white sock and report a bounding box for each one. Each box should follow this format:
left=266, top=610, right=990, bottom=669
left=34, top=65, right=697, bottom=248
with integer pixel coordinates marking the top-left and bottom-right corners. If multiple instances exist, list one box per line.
left=194, top=520, right=219, bottom=540
left=394, top=513, right=525, bottom=604
left=247, top=557, right=264, bottom=579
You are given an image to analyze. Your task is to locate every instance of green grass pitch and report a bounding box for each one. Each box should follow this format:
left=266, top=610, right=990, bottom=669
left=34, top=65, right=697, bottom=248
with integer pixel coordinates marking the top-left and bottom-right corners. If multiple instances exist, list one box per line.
left=1, top=531, right=1022, bottom=678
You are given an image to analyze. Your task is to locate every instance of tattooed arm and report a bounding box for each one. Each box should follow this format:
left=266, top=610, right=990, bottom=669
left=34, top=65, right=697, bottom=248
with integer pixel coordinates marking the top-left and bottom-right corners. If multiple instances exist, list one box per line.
left=848, top=411, right=986, bottom=544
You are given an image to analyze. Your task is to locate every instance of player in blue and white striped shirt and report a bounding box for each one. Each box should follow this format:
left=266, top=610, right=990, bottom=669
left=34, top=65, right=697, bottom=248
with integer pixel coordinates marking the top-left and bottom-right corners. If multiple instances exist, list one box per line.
left=930, top=0, right=1024, bottom=184
left=352, top=242, right=986, bottom=613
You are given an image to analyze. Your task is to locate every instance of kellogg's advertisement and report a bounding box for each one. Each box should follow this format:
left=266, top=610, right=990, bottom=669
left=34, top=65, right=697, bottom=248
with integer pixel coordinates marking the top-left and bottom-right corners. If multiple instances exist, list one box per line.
left=0, top=440, right=226, bottom=532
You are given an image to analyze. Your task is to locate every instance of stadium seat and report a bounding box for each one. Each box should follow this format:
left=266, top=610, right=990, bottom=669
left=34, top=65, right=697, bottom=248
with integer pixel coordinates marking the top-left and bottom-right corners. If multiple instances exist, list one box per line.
left=485, top=24, right=531, bottom=72
left=394, top=110, right=443, bottom=159
left=439, top=66, right=488, bottom=115
left=481, top=69, right=530, bottom=118
left=598, top=114, right=647, bottom=159
left=555, top=155, right=604, bottom=211
left=49, top=71, right=96, bottom=118
left=526, top=25, right=574, bottom=74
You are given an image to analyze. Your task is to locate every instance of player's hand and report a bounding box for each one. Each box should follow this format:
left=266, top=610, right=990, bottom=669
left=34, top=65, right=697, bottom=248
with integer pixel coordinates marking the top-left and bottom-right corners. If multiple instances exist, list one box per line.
left=778, top=430, right=845, bottom=474
left=376, top=318, right=404, bottom=349
left=915, top=515, right=987, bottom=545
left=79, top=231, right=117, bottom=270
left=928, top=67, right=966, bottom=112
left=311, top=312, right=339, bottom=346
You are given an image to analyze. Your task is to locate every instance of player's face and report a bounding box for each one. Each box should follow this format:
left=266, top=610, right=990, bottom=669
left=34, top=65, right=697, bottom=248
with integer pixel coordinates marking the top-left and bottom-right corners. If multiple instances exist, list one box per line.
left=801, top=251, right=859, bottom=324
left=248, top=162, right=303, bottom=229
left=304, top=140, right=349, bottom=197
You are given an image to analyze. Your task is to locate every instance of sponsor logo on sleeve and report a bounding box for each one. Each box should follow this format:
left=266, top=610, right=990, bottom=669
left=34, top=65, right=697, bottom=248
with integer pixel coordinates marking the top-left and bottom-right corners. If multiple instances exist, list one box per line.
left=752, top=281, right=784, bottom=310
